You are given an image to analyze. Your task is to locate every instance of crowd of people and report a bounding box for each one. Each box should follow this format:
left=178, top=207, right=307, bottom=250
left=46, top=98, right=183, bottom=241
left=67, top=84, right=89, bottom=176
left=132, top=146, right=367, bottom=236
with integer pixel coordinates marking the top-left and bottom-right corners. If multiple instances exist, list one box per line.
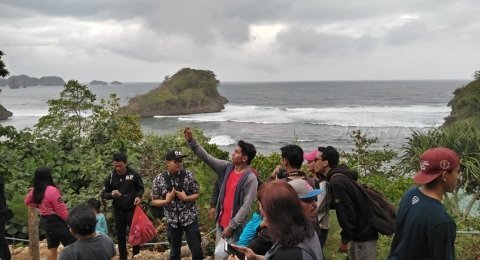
left=0, top=127, right=462, bottom=260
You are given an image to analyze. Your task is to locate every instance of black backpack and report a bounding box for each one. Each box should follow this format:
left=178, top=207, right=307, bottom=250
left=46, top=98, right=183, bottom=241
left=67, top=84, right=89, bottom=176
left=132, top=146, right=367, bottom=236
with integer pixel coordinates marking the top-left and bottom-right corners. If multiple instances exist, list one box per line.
left=331, top=173, right=396, bottom=236
left=151, top=170, right=187, bottom=219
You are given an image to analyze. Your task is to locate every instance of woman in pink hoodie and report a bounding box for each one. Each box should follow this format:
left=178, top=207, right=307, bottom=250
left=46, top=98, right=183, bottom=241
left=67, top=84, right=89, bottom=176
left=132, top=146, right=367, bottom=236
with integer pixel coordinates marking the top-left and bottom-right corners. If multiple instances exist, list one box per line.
left=25, top=166, right=76, bottom=260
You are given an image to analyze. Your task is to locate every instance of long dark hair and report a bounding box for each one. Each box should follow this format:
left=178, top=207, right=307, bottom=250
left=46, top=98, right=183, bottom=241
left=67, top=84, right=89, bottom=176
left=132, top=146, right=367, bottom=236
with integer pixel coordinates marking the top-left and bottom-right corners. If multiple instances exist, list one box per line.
left=258, top=180, right=314, bottom=247
left=32, top=166, right=56, bottom=204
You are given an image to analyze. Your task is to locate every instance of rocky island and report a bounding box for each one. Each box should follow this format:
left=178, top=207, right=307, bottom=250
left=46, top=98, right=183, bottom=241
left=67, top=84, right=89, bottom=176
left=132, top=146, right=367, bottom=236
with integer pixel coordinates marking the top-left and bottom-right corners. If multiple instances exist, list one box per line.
left=119, top=68, right=228, bottom=117
left=111, top=81, right=122, bottom=85
left=89, top=80, right=108, bottom=85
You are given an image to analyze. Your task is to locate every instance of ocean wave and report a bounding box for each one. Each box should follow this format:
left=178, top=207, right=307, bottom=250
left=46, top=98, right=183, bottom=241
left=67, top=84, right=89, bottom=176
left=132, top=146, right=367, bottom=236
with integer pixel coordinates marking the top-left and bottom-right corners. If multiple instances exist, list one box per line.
left=208, top=135, right=235, bottom=146
left=8, top=103, right=449, bottom=128
left=8, top=108, right=49, bottom=117
left=177, top=104, right=450, bottom=128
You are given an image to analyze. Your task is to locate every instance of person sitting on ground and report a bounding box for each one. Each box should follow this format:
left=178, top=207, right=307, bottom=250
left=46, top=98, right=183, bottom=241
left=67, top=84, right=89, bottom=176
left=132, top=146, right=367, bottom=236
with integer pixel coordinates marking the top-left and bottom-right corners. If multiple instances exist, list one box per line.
left=87, top=198, right=108, bottom=235
left=59, top=204, right=116, bottom=260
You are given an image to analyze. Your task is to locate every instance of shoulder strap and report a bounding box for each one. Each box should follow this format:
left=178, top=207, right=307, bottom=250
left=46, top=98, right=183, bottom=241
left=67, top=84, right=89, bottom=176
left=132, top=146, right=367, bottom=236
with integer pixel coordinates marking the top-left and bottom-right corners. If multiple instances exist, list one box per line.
left=303, top=177, right=320, bottom=189
left=177, top=169, right=186, bottom=192
left=162, top=170, right=187, bottom=192
left=295, top=242, right=318, bottom=260
left=162, top=172, right=172, bottom=192
left=330, top=172, right=350, bottom=181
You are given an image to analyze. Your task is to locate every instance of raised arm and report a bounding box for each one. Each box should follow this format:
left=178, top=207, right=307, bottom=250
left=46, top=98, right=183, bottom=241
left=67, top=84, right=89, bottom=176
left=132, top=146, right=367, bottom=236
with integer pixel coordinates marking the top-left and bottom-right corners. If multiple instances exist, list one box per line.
left=184, top=127, right=230, bottom=176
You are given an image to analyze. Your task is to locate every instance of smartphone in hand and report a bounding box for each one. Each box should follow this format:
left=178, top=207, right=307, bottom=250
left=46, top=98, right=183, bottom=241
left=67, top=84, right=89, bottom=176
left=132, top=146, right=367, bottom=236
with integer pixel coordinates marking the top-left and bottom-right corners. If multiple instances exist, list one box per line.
left=224, top=242, right=245, bottom=259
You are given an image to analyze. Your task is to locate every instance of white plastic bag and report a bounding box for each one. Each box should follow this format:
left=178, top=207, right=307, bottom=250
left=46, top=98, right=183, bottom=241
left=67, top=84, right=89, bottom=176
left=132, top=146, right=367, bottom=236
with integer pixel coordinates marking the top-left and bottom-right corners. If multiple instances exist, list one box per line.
left=214, top=238, right=229, bottom=259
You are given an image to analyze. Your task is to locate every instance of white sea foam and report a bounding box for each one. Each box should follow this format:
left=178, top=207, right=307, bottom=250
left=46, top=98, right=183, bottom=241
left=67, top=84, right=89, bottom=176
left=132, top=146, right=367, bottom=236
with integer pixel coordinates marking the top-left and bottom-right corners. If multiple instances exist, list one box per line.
left=9, top=108, right=49, bottom=117
left=177, top=104, right=450, bottom=128
left=208, top=135, right=235, bottom=146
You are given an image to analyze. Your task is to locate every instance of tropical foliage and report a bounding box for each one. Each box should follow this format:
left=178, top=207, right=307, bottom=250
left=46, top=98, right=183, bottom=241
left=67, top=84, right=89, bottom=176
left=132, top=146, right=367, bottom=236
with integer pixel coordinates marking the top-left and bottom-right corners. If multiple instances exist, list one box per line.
left=399, top=120, right=480, bottom=219
left=1, top=76, right=480, bottom=258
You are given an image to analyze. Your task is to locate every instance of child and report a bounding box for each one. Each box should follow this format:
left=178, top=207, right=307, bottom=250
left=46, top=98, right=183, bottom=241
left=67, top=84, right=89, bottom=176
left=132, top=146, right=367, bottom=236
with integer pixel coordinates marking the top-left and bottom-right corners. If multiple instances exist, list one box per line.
left=87, top=198, right=108, bottom=235
left=60, top=204, right=115, bottom=260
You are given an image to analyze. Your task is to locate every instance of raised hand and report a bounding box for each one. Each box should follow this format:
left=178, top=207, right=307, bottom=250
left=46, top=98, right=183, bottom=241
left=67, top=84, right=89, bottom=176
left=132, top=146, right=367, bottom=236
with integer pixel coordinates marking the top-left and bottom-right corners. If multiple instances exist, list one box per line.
left=183, top=127, right=193, bottom=141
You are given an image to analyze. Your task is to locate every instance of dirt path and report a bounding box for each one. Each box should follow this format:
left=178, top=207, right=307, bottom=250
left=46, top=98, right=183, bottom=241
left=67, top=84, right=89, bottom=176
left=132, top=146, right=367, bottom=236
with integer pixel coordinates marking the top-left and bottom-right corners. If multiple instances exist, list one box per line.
left=10, top=243, right=213, bottom=260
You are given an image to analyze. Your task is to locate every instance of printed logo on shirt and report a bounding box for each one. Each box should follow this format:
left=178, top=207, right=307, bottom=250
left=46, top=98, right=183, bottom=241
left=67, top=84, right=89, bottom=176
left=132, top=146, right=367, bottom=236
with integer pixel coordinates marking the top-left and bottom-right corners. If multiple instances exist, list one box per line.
left=412, top=196, right=419, bottom=205
left=125, top=174, right=134, bottom=181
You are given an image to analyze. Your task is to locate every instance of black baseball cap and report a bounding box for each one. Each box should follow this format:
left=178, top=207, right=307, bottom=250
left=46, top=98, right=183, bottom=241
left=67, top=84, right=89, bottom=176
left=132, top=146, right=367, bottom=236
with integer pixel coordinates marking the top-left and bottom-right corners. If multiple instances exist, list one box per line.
left=165, top=150, right=188, bottom=161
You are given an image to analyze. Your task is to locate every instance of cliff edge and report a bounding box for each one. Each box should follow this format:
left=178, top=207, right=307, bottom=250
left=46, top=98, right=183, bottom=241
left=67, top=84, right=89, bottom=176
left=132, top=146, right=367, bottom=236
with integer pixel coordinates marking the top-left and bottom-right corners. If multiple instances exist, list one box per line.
left=0, top=104, right=12, bottom=120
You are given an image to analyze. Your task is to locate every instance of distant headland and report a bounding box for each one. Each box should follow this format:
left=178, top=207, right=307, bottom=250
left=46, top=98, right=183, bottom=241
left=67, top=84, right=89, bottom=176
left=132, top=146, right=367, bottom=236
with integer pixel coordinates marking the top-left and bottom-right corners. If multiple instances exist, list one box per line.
left=118, top=68, right=228, bottom=117
left=2, top=75, right=65, bottom=88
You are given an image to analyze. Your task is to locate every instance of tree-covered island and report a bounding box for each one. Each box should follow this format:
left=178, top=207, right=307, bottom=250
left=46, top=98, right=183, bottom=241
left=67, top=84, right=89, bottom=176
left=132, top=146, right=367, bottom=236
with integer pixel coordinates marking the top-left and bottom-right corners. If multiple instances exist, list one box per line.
left=119, top=68, right=228, bottom=117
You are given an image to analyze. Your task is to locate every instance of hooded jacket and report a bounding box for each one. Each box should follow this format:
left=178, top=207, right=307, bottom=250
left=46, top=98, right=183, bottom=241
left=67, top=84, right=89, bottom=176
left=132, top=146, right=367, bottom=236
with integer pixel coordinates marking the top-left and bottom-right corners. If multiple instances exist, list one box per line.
left=187, top=138, right=258, bottom=240
left=102, top=166, right=144, bottom=211
left=327, top=166, right=378, bottom=243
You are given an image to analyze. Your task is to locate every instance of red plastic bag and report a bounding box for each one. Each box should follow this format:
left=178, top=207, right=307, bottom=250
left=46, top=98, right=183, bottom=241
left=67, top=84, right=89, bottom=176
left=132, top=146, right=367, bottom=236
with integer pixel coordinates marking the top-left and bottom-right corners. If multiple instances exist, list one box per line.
left=128, top=205, right=157, bottom=246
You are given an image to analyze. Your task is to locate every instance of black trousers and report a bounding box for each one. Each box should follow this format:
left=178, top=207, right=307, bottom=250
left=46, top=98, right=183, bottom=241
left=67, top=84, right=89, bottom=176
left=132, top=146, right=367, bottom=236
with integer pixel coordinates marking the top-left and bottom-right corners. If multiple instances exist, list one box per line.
left=0, top=218, right=11, bottom=260
left=114, top=208, right=140, bottom=260
left=166, top=220, right=204, bottom=260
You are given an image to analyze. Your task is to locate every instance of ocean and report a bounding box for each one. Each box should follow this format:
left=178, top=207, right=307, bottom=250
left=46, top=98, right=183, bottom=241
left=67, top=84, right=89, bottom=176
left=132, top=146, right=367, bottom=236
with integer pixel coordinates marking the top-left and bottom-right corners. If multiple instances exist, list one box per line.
left=0, top=80, right=468, bottom=155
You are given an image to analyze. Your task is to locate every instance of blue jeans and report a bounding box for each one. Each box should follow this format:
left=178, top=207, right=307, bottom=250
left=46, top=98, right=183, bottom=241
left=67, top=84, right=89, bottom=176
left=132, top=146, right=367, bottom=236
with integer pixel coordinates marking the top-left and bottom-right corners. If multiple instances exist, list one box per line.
left=167, top=220, right=203, bottom=260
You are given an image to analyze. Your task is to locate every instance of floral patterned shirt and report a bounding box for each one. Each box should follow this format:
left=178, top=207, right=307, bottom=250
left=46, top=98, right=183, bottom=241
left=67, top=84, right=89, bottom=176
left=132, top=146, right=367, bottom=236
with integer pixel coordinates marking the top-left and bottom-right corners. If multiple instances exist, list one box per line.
left=151, top=169, right=200, bottom=228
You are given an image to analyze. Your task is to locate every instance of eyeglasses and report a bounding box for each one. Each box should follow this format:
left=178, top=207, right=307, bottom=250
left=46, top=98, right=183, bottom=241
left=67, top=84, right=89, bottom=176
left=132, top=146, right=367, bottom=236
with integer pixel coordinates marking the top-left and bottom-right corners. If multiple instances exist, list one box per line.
left=314, top=157, right=323, bottom=162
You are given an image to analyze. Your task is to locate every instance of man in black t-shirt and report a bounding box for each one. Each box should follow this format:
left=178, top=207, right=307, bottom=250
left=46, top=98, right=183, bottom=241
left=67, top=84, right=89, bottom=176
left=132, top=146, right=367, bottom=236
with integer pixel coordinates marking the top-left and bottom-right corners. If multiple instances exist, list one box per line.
left=389, top=147, right=460, bottom=260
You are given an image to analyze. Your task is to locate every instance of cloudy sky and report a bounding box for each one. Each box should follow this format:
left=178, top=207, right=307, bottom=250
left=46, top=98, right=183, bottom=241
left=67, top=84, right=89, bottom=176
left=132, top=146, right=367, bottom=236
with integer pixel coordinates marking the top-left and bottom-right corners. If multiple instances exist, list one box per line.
left=1, top=0, right=479, bottom=82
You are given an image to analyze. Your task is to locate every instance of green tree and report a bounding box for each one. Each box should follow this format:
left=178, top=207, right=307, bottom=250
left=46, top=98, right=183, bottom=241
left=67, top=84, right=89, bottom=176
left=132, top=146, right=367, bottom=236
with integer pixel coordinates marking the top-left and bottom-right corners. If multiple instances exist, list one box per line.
left=474, top=70, right=480, bottom=80
left=35, top=80, right=101, bottom=145
left=399, top=121, right=480, bottom=219
left=341, top=130, right=397, bottom=176
left=0, top=50, right=9, bottom=78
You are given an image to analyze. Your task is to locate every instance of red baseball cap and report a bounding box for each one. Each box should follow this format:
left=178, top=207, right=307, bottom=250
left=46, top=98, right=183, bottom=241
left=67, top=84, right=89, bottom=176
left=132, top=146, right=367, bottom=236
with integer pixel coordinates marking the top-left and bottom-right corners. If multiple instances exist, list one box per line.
left=304, top=149, right=318, bottom=162
left=413, top=147, right=460, bottom=185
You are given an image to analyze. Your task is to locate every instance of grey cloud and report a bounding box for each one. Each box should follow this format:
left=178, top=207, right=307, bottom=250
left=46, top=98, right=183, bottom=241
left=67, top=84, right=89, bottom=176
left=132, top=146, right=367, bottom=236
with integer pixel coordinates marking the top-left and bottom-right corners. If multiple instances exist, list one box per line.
left=276, top=28, right=376, bottom=57
left=1, top=0, right=480, bottom=81
left=383, top=20, right=428, bottom=46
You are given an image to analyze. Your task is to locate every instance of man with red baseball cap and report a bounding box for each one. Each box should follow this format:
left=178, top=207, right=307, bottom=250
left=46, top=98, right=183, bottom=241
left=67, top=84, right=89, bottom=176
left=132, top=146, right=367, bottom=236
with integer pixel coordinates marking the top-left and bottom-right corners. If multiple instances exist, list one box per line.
left=389, top=147, right=461, bottom=260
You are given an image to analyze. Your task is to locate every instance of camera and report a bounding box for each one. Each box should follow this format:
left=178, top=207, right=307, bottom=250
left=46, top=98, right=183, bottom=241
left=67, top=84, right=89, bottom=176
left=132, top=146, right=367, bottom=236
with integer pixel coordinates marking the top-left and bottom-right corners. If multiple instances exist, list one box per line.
left=276, top=167, right=288, bottom=179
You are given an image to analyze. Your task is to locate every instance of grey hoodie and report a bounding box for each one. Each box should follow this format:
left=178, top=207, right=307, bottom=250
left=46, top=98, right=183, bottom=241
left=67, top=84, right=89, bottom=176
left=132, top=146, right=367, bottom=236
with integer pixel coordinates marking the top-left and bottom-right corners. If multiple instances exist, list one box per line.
left=187, top=138, right=258, bottom=239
